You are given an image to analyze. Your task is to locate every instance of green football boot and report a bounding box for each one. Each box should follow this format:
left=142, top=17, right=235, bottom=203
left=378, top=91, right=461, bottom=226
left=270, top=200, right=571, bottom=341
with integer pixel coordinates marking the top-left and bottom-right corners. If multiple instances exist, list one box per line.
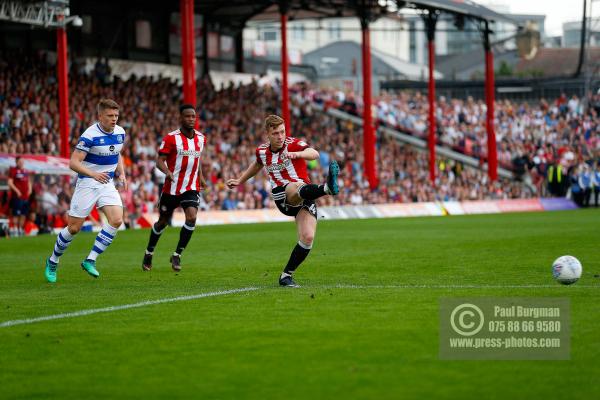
left=45, top=258, right=58, bottom=283
left=81, top=259, right=100, bottom=278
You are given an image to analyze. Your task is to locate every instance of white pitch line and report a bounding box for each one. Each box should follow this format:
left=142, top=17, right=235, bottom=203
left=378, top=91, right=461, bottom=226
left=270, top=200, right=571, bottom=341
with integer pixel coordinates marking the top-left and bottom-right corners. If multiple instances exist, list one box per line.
left=2, top=284, right=596, bottom=328
left=0, top=287, right=259, bottom=329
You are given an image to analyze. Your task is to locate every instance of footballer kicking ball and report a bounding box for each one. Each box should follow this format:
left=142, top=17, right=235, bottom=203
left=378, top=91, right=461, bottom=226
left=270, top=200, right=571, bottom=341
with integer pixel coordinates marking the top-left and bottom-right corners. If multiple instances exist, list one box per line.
left=552, top=255, right=582, bottom=285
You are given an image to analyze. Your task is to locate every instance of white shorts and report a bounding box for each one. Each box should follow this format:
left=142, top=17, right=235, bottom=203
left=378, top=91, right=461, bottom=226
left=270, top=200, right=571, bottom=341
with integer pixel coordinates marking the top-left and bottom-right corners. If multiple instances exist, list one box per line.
left=69, top=182, right=123, bottom=218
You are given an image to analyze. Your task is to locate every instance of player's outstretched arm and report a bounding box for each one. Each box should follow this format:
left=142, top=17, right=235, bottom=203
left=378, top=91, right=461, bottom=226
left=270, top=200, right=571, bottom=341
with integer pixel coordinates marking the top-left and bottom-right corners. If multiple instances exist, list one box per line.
left=287, top=147, right=319, bottom=160
left=69, top=149, right=110, bottom=184
left=226, top=161, right=262, bottom=189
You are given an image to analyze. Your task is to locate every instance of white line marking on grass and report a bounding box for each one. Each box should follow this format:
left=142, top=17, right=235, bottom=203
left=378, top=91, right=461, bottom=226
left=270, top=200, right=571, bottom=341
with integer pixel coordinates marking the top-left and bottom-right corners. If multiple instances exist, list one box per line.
left=0, top=287, right=259, bottom=329
left=3, top=283, right=596, bottom=328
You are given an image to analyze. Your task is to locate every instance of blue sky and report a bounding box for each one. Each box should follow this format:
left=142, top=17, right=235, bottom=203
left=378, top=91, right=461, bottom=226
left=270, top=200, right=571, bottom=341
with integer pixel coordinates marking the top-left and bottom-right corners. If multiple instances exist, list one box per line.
left=480, top=0, right=587, bottom=36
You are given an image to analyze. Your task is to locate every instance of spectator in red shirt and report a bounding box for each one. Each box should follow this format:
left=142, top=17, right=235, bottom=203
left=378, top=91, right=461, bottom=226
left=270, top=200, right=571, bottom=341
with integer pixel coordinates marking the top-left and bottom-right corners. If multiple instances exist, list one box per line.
left=23, top=211, right=39, bottom=236
left=7, top=156, right=32, bottom=236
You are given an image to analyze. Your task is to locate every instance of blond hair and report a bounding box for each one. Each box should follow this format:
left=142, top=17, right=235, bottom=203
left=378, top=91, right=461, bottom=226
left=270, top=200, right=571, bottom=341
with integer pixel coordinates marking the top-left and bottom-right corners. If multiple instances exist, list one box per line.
left=97, top=98, right=120, bottom=114
left=264, top=114, right=284, bottom=132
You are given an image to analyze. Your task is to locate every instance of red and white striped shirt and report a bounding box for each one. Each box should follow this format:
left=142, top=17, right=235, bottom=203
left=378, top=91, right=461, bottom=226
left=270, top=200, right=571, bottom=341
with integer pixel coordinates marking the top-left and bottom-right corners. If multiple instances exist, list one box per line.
left=255, top=137, right=311, bottom=188
left=159, top=129, right=206, bottom=195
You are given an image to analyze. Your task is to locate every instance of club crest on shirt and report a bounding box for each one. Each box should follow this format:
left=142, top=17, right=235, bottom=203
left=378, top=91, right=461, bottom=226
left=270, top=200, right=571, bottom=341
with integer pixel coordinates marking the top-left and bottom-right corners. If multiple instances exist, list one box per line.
left=117, top=135, right=124, bottom=143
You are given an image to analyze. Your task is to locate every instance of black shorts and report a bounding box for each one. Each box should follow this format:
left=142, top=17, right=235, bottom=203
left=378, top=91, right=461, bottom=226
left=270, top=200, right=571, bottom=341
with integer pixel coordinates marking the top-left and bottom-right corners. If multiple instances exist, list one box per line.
left=11, top=198, right=30, bottom=216
left=158, top=190, right=200, bottom=216
left=272, top=185, right=317, bottom=219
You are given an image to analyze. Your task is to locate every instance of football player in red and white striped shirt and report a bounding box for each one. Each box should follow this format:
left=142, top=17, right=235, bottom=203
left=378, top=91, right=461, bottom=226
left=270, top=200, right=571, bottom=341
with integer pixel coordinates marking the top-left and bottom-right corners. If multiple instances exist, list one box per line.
left=142, top=104, right=207, bottom=272
left=227, top=115, right=340, bottom=287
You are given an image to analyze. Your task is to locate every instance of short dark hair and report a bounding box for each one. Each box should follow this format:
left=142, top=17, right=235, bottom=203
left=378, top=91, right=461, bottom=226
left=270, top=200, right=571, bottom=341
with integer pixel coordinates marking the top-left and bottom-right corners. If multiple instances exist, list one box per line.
left=97, top=98, right=119, bottom=114
left=179, top=104, right=195, bottom=114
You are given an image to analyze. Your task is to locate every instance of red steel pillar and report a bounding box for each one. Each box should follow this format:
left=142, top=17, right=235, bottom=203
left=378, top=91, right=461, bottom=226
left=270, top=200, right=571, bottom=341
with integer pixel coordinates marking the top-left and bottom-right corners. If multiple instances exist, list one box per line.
left=180, top=0, right=197, bottom=107
left=427, top=40, right=436, bottom=183
left=424, top=12, right=438, bottom=184
left=57, top=14, right=70, bottom=158
left=361, top=19, right=377, bottom=190
left=280, top=3, right=291, bottom=135
left=484, top=23, right=498, bottom=181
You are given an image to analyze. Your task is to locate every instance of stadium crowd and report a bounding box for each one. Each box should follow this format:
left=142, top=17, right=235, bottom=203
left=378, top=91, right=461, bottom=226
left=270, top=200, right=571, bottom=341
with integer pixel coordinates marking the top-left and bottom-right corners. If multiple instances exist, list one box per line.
left=1, top=51, right=598, bottom=235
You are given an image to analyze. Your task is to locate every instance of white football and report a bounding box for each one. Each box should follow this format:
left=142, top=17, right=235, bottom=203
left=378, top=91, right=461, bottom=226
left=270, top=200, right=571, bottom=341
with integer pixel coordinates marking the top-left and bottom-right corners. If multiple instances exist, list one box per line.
left=552, top=255, right=582, bottom=285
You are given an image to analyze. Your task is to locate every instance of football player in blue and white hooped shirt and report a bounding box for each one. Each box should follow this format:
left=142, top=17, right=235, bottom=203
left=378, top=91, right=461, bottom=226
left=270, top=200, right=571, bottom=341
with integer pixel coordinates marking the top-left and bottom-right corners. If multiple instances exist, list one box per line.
left=44, top=98, right=127, bottom=283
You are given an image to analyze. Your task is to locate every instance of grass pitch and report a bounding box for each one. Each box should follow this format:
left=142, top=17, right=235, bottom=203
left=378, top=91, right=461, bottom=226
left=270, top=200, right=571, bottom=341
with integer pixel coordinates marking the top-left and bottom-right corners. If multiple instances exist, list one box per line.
left=1, top=209, right=599, bottom=399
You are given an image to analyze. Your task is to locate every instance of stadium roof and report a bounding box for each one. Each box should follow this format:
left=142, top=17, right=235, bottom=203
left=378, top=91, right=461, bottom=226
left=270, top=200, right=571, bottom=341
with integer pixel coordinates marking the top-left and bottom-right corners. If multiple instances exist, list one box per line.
left=404, top=1, right=518, bottom=25
left=7, top=1, right=519, bottom=32
left=195, top=0, right=519, bottom=29
left=514, top=48, right=600, bottom=78
left=196, top=1, right=388, bottom=27
left=304, top=40, right=443, bottom=80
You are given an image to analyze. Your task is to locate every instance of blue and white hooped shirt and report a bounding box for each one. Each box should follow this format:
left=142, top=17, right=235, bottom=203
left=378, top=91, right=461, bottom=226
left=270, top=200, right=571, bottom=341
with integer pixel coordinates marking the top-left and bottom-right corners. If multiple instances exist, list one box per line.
left=75, top=123, right=126, bottom=187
